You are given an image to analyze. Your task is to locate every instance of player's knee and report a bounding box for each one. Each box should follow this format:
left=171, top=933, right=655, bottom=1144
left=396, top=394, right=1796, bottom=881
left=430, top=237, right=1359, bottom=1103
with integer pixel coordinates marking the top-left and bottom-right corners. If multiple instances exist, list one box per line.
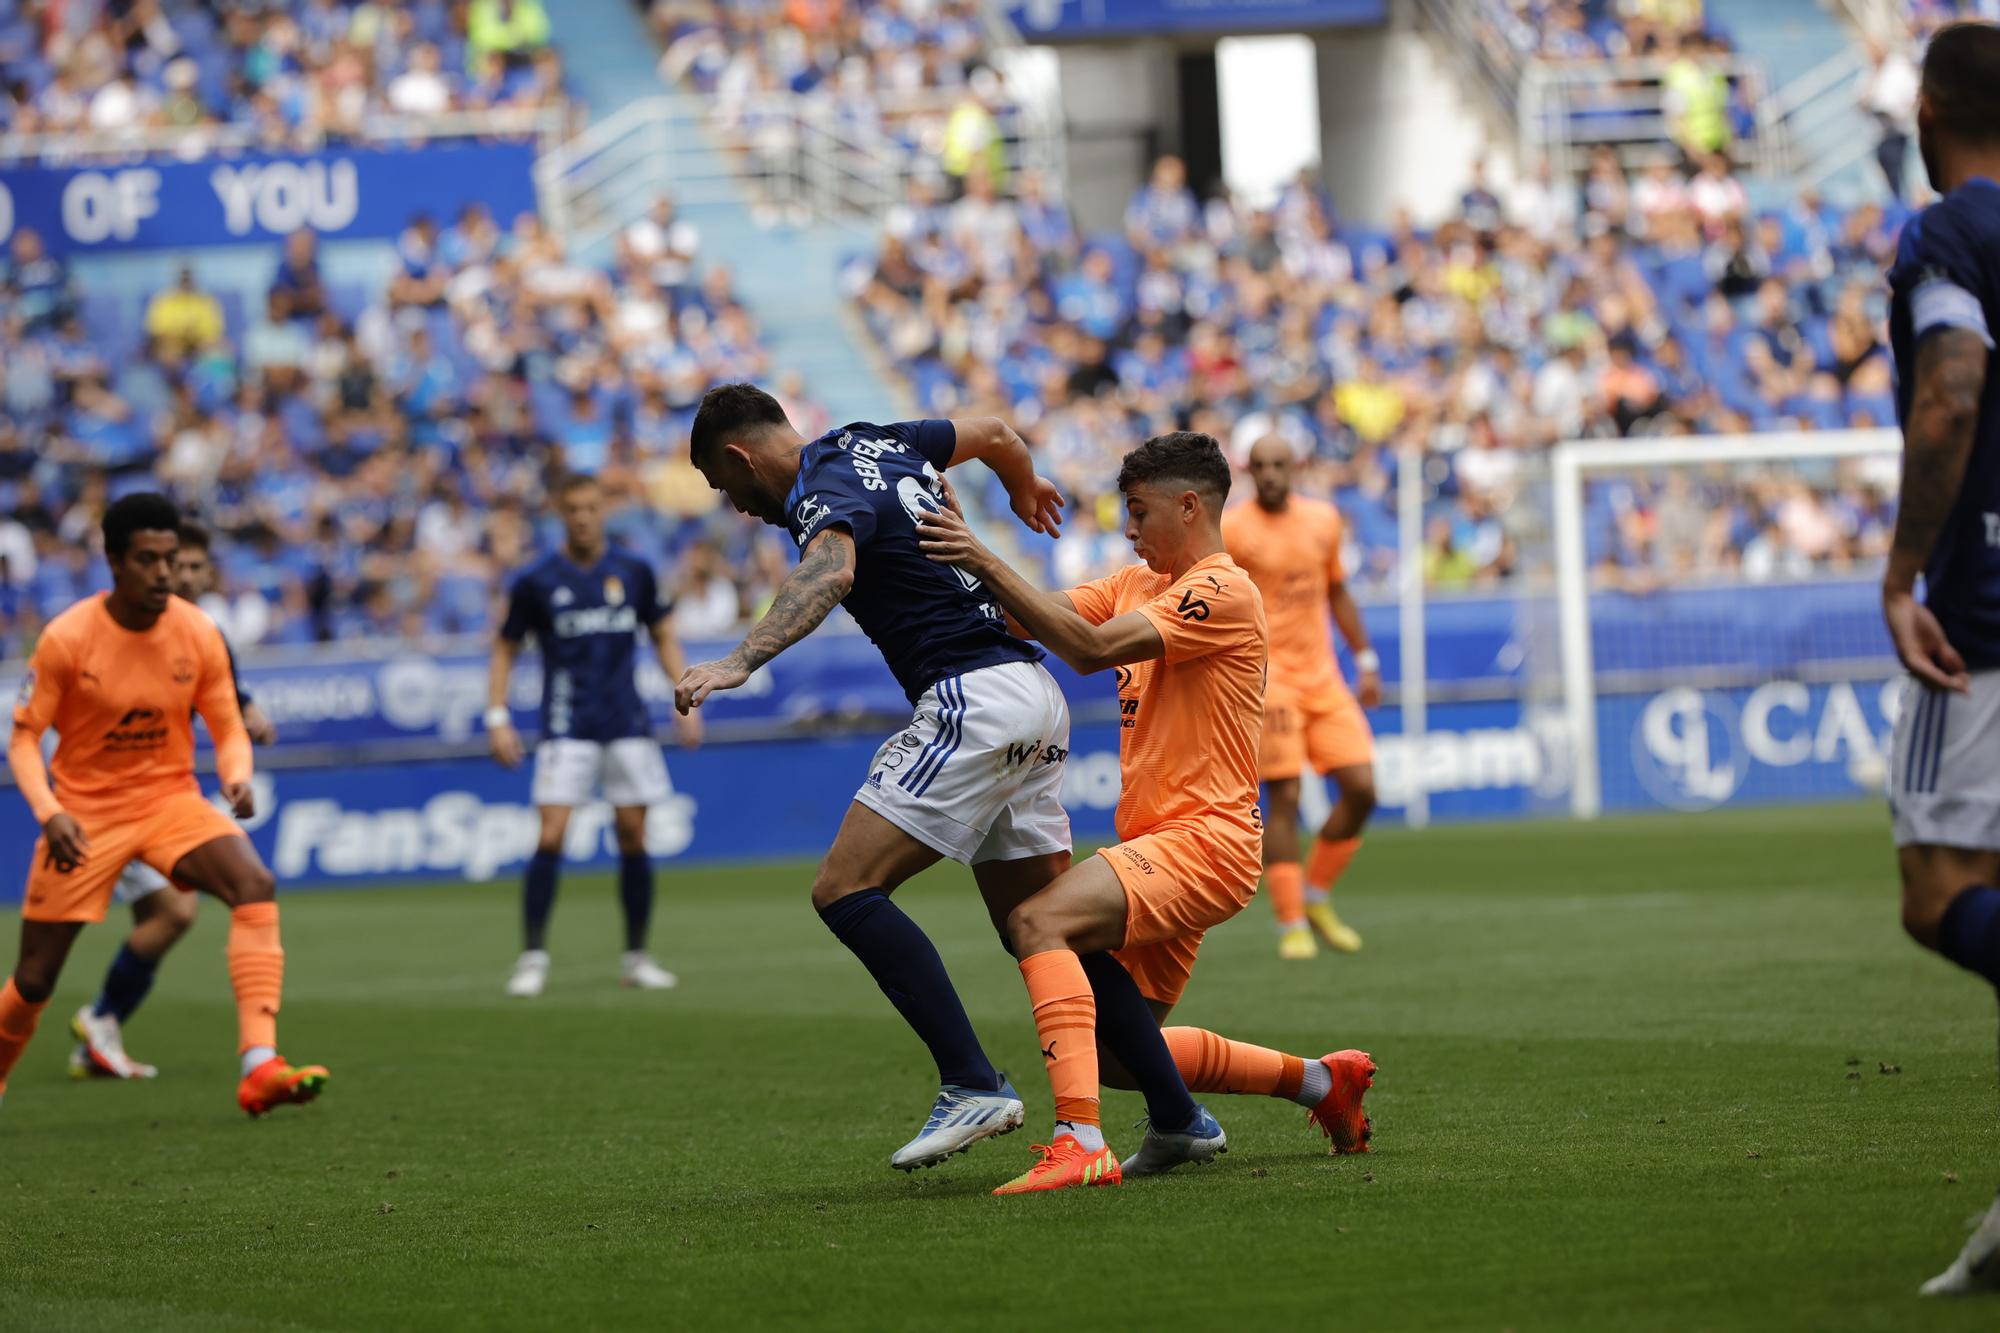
left=1005, top=898, right=1065, bottom=956
left=809, top=865, right=868, bottom=912
left=10, top=966, right=55, bottom=1004
left=1901, top=886, right=1950, bottom=949
left=231, top=863, right=277, bottom=905
left=1342, top=773, right=1378, bottom=820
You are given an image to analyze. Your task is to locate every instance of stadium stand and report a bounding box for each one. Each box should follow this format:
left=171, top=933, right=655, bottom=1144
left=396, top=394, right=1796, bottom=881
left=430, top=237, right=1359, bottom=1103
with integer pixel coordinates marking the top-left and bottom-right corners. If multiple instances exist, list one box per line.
left=846, top=147, right=1904, bottom=592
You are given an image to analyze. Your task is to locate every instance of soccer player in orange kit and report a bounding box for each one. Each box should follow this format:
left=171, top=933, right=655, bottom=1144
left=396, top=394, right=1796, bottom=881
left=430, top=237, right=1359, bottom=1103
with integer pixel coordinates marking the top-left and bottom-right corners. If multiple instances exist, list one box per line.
left=916, top=433, right=1373, bottom=1193
left=1, top=493, right=327, bottom=1116
left=1222, top=434, right=1381, bottom=960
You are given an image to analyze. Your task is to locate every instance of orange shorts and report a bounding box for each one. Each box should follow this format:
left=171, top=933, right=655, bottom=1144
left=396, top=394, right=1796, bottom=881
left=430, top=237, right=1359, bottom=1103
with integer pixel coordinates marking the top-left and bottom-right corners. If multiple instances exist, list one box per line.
left=1259, top=679, right=1374, bottom=783
left=22, top=790, right=243, bottom=924
left=1099, top=815, right=1262, bottom=1007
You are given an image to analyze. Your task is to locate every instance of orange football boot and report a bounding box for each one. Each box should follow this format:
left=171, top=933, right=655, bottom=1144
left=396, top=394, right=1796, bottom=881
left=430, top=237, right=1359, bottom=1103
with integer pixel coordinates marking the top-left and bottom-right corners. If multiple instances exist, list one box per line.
left=1307, top=1049, right=1375, bottom=1154
left=237, top=1056, right=330, bottom=1118
left=991, top=1134, right=1122, bottom=1195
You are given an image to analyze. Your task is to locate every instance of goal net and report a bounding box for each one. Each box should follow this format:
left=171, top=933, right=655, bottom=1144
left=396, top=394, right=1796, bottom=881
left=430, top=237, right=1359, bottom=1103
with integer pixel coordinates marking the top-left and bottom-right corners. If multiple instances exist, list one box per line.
left=1550, top=429, right=1905, bottom=817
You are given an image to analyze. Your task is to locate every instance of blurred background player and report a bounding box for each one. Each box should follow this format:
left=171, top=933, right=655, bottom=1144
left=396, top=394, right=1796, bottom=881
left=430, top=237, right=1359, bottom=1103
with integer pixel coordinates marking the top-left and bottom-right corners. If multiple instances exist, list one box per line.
left=69, top=521, right=278, bottom=1081
left=1222, top=435, right=1381, bottom=960
left=486, top=473, right=699, bottom=998
left=1878, top=22, right=2000, bottom=1298
left=1, top=493, right=324, bottom=1117
left=675, top=384, right=1073, bottom=1173
left=918, top=433, right=1374, bottom=1194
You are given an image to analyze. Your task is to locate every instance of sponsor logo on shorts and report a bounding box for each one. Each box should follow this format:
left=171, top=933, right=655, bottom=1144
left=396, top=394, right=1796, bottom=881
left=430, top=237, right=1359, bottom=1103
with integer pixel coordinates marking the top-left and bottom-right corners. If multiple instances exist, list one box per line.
left=1116, top=844, right=1155, bottom=875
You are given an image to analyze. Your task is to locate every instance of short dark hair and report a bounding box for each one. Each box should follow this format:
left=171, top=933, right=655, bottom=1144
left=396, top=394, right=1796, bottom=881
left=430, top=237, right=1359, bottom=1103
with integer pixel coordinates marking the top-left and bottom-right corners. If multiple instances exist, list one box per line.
left=555, top=471, right=599, bottom=497
left=689, top=382, right=791, bottom=469
left=176, top=520, right=211, bottom=553
left=1923, top=22, right=2000, bottom=143
left=102, top=492, right=182, bottom=559
left=1116, top=431, right=1231, bottom=508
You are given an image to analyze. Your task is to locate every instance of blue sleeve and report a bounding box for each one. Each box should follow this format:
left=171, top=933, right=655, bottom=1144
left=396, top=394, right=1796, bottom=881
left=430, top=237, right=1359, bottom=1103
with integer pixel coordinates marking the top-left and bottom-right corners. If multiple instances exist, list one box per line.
left=633, top=558, right=668, bottom=625
left=1899, top=200, right=1996, bottom=347
left=220, top=629, right=253, bottom=708
left=499, top=572, right=538, bottom=642
left=880, top=419, right=958, bottom=470
left=786, top=458, right=877, bottom=551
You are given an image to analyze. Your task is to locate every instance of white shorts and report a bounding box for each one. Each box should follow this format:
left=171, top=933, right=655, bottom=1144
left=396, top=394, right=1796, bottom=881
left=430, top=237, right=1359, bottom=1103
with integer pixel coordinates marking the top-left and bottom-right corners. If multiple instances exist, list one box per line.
left=855, top=659, right=1073, bottom=865
left=111, top=859, right=172, bottom=907
left=1890, top=671, right=2000, bottom=849
left=531, top=737, right=672, bottom=808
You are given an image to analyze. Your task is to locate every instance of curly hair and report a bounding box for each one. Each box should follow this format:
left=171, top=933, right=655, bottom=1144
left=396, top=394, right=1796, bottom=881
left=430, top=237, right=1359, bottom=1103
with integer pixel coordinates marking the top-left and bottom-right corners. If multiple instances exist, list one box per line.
left=1115, top=431, right=1231, bottom=508
left=102, top=492, right=182, bottom=559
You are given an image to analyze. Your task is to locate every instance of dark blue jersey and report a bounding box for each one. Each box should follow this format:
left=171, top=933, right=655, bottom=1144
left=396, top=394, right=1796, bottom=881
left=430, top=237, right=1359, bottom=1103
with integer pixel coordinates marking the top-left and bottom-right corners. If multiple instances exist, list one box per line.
left=1889, top=179, right=2000, bottom=668
left=784, top=420, right=1041, bottom=702
left=499, top=546, right=666, bottom=741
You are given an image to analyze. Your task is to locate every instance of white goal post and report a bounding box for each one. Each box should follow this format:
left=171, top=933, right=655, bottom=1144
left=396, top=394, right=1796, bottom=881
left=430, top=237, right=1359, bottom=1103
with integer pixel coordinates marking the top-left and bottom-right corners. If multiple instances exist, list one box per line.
left=1552, top=428, right=1904, bottom=819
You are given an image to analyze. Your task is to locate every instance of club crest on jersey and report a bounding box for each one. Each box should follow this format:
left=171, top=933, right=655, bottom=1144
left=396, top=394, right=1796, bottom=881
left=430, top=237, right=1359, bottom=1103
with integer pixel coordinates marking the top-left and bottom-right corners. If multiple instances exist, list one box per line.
left=603, top=575, right=625, bottom=606
left=171, top=656, right=195, bottom=684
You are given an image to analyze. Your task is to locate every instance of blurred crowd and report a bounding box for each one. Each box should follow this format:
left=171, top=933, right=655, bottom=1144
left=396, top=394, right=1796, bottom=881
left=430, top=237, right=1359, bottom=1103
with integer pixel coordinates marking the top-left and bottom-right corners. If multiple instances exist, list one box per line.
left=0, top=0, right=570, bottom=159
left=0, top=191, right=823, bottom=658
left=849, top=147, right=1907, bottom=593
left=648, top=0, right=1026, bottom=211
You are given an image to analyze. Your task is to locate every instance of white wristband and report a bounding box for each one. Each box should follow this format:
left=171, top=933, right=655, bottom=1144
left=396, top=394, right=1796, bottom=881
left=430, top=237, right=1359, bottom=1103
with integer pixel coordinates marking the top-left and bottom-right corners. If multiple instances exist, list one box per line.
left=1354, top=649, right=1380, bottom=674
left=485, top=706, right=514, bottom=730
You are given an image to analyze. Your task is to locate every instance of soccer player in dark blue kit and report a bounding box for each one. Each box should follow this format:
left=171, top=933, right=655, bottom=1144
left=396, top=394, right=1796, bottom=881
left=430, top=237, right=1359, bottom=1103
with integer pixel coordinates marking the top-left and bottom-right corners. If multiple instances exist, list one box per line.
left=486, top=473, right=701, bottom=998
left=673, top=383, right=1125, bottom=1171
left=1880, top=20, right=2000, bottom=1297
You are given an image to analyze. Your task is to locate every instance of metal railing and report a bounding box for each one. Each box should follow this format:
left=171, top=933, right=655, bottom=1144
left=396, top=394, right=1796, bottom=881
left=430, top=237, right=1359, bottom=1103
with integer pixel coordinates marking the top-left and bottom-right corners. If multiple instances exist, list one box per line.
left=536, top=86, right=1066, bottom=252
left=0, top=106, right=573, bottom=168
left=1415, top=0, right=1784, bottom=175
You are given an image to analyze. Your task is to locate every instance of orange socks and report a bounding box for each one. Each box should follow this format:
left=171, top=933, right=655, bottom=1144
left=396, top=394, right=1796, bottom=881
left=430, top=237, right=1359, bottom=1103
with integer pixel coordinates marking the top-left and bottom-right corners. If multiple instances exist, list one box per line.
left=1163, top=1026, right=1306, bottom=1102
left=1265, top=862, right=1305, bottom=927
left=1019, top=949, right=1099, bottom=1129
left=227, top=901, right=284, bottom=1054
left=1305, top=836, right=1360, bottom=902
left=0, top=976, right=46, bottom=1092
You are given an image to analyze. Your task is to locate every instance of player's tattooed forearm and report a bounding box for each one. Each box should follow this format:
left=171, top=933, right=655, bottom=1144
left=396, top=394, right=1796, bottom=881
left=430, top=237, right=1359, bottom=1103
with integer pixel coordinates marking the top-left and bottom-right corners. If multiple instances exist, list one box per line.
left=1892, top=327, right=1990, bottom=566
left=732, top=531, right=856, bottom=672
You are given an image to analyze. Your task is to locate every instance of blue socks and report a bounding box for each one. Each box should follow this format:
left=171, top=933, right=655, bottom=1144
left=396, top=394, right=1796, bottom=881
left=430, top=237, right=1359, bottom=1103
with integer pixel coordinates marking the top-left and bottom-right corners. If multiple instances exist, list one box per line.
left=1079, top=951, right=1200, bottom=1134
left=93, top=944, right=159, bottom=1023
left=523, top=849, right=560, bottom=951
left=618, top=852, right=653, bottom=952
left=1938, top=886, right=2000, bottom=988
left=818, top=888, right=1002, bottom=1093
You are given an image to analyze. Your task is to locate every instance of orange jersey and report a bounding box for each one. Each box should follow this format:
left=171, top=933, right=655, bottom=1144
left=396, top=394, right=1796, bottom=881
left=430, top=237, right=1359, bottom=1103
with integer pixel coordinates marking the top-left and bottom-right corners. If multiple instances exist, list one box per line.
left=1221, top=497, right=1346, bottom=697
left=1064, top=553, right=1267, bottom=845
left=9, top=594, right=249, bottom=823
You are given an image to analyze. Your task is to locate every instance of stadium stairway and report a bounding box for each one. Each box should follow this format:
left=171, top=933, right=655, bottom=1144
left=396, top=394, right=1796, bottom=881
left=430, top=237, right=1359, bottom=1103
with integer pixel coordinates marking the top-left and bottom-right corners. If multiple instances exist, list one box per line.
left=549, top=0, right=906, bottom=424
left=1708, top=0, right=1885, bottom=204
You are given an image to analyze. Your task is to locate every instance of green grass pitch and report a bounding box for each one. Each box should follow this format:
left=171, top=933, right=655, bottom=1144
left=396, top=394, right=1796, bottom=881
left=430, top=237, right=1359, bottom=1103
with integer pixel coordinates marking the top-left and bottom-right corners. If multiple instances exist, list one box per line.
left=2, top=802, right=1998, bottom=1331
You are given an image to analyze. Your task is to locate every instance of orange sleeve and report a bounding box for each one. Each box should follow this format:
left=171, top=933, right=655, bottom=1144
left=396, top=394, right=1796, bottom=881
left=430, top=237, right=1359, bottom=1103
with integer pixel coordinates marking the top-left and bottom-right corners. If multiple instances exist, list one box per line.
left=8, top=632, right=71, bottom=824
left=1134, top=567, right=1262, bottom=666
left=194, top=619, right=252, bottom=787
left=1062, top=567, right=1131, bottom=626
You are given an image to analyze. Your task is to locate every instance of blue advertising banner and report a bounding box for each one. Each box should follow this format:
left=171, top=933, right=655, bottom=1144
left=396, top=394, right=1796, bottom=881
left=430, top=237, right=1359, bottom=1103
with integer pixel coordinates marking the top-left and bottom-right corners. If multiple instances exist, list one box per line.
left=1006, top=0, right=1384, bottom=37
left=0, top=141, right=539, bottom=256
left=0, top=676, right=1904, bottom=897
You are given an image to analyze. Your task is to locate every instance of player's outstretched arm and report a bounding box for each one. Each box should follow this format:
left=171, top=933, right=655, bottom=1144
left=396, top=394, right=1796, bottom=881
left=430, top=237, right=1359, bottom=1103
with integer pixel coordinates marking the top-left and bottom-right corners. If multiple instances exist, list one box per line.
left=945, top=416, right=1065, bottom=535
left=1884, top=325, right=1989, bottom=693
left=915, top=504, right=1161, bottom=674
left=676, top=528, right=855, bottom=713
